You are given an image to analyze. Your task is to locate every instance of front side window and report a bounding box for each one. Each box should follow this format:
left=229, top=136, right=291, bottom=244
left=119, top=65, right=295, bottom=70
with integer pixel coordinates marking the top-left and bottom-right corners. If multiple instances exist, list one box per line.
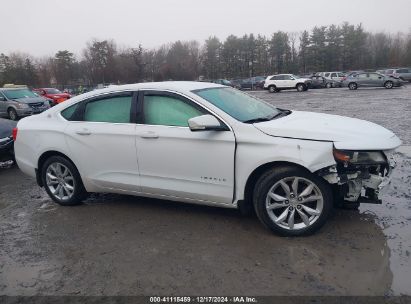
left=143, top=94, right=205, bottom=127
left=194, top=87, right=280, bottom=122
left=84, top=95, right=132, bottom=123
left=369, top=73, right=382, bottom=80
left=358, top=73, right=368, bottom=79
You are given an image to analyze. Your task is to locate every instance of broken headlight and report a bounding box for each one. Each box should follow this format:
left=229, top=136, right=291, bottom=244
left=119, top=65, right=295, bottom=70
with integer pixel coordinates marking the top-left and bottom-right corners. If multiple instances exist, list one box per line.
left=333, top=149, right=386, bottom=165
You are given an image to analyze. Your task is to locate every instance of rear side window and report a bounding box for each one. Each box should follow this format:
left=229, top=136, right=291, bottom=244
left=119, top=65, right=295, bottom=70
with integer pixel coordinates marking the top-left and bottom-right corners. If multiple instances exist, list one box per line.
left=143, top=94, right=205, bottom=127
left=331, top=73, right=337, bottom=77
left=61, top=103, right=79, bottom=121
left=325, top=73, right=330, bottom=77
left=84, top=95, right=132, bottom=123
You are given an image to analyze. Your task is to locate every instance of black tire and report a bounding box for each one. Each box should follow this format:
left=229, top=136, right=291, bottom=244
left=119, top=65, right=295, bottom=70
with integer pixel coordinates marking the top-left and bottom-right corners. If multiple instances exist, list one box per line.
left=8, top=108, right=18, bottom=121
left=348, top=82, right=358, bottom=90
left=296, top=83, right=306, bottom=92
left=41, top=155, right=87, bottom=206
left=268, top=85, right=277, bottom=93
left=253, top=165, right=333, bottom=236
left=384, top=81, right=393, bottom=89
left=326, top=82, right=332, bottom=89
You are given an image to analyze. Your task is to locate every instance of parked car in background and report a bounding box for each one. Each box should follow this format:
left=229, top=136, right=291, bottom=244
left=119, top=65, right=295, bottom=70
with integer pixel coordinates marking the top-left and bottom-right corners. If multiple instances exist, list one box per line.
left=0, top=118, right=17, bottom=162
left=342, top=72, right=403, bottom=90
left=264, top=74, right=311, bottom=92
left=0, top=88, right=50, bottom=120
left=230, top=79, right=243, bottom=89
left=317, top=71, right=345, bottom=83
left=33, top=88, right=71, bottom=106
left=14, top=81, right=401, bottom=236
left=212, top=79, right=234, bottom=87
left=240, top=76, right=266, bottom=90
left=390, top=68, right=411, bottom=82
left=309, top=76, right=337, bottom=89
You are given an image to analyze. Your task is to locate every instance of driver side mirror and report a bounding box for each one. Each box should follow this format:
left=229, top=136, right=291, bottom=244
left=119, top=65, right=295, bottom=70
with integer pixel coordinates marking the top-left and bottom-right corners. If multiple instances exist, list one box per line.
left=188, top=115, right=228, bottom=132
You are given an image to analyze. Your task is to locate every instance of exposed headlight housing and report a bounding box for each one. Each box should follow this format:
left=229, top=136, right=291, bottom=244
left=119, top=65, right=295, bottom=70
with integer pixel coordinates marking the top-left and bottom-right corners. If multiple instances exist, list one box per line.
left=15, top=103, right=29, bottom=109
left=333, top=148, right=386, bottom=165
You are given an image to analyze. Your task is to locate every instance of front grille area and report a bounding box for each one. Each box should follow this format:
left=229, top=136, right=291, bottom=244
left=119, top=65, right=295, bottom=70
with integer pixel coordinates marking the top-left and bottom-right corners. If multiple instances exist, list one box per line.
left=29, top=102, right=44, bottom=108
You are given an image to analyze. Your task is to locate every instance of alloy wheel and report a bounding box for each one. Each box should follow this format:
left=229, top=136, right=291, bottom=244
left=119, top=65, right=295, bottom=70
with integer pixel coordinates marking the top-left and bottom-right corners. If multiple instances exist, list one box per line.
left=46, top=162, right=75, bottom=201
left=265, top=176, right=324, bottom=230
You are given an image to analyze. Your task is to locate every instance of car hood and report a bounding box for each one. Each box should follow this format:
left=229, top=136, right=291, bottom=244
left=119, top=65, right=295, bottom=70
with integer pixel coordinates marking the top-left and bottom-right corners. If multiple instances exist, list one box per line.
left=0, top=118, right=17, bottom=138
left=12, top=97, right=47, bottom=104
left=253, top=111, right=402, bottom=150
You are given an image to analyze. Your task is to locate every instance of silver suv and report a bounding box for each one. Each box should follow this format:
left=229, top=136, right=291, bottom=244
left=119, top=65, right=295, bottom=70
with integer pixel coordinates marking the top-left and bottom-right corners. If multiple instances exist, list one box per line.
left=0, top=88, right=50, bottom=120
left=390, top=68, right=411, bottom=82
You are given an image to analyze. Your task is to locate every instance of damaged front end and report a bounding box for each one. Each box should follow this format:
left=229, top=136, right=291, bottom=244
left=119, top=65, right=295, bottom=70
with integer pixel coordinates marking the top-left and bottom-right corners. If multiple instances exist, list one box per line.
left=318, top=148, right=396, bottom=206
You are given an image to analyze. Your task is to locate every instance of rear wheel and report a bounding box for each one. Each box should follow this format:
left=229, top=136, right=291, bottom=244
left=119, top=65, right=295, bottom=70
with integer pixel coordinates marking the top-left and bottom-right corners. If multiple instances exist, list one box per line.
left=268, top=85, right=277, bottom=93
left=41, top=156, right=87, bottom=206
left=253, top=166, right=333, bottom=236
left=384, top=81, right=393, bottom=89
left=348, top=82, right=358, bottom=90
left=8, top=108, right=18, bottom=121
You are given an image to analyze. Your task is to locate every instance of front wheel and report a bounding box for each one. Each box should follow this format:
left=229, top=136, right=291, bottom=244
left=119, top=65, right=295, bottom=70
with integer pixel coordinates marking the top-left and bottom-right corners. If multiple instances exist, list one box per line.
left=8, top=108, right=18, bottom=121
left=326, top=82, right=332, bottom=88
left=296, top=84, right=306, bottom=92
left=41, top=156, right=87, bottom=206
left=253, top=166, right=333, bottom=236
left=384, top=81, right=393, bottom=89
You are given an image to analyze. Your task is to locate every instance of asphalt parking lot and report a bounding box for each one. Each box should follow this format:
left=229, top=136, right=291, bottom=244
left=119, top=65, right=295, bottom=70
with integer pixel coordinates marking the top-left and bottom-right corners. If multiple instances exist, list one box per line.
left=1, top=86, right=410, bottom=296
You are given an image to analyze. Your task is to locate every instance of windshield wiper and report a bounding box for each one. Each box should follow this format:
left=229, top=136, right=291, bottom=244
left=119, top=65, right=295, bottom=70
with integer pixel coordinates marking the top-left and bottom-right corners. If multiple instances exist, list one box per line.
left=269, top=109, right=291, bottom=120
left=243, top=109, right=291, bottom=124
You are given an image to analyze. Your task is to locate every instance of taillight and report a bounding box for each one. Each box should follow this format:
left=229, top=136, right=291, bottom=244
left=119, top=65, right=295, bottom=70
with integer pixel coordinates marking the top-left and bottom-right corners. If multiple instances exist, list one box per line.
left=12, top=128, right=18, bottom=141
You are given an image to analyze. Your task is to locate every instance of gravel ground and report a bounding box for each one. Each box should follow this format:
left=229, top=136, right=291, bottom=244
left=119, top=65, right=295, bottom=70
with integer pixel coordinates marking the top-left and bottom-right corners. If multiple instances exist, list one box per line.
left=0, top=86, right=410, bottom=296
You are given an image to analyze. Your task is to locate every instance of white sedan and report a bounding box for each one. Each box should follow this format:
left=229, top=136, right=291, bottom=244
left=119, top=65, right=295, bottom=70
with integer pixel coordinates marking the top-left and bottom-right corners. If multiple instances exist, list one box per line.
left=14, top=82, right=401, bottom=236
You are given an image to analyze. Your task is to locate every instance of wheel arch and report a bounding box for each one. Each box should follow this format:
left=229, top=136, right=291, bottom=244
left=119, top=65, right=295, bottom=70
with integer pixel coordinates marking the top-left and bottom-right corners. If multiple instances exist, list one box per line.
left=37, top=150, right=79, bottom=187
left=242, top=161, right=312, bottom=208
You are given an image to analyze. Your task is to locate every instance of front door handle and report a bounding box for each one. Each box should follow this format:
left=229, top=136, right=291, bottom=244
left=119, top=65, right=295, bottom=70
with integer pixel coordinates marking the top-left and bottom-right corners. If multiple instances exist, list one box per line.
left=75, top=129, right=91, bottom=136
left=140, top=131, right=159, bottom=139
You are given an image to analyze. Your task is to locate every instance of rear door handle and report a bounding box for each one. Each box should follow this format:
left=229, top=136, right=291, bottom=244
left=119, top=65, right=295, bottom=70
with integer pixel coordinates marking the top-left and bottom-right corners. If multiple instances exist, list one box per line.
left=75, top=129, right=91, bottom=136
left=140, top=131, right=159, bottom=139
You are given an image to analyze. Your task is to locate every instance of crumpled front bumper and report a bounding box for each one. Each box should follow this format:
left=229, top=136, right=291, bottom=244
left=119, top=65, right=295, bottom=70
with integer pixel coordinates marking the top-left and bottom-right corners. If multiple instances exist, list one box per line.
left=378, top=151, right=397, bottom=190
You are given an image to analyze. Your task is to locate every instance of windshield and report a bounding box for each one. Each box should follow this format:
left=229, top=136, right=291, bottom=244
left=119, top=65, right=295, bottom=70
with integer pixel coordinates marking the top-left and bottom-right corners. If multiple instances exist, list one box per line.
left=3, top=89, right=38, bottom=99
left=193, top=87, right=280, bottom=122
left=45, top=88, right=62, bottom=94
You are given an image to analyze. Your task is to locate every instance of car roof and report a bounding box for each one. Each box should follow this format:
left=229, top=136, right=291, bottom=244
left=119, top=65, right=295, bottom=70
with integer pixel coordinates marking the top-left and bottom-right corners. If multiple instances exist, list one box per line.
left=56, top=82, right=224, bottom=105
left=0, top=87, right=28, bottom=91
left=94, top=81, right=222, bottom=93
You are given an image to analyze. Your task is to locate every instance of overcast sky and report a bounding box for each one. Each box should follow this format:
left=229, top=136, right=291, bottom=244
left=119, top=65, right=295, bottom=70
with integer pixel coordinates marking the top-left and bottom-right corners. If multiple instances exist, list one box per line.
left=1, top=0, right=411, bottom=57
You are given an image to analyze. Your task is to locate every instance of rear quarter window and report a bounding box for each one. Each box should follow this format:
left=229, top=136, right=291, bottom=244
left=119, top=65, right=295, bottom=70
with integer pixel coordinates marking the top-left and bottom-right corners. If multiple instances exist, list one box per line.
left=61, top=103, right=79, bottom=121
